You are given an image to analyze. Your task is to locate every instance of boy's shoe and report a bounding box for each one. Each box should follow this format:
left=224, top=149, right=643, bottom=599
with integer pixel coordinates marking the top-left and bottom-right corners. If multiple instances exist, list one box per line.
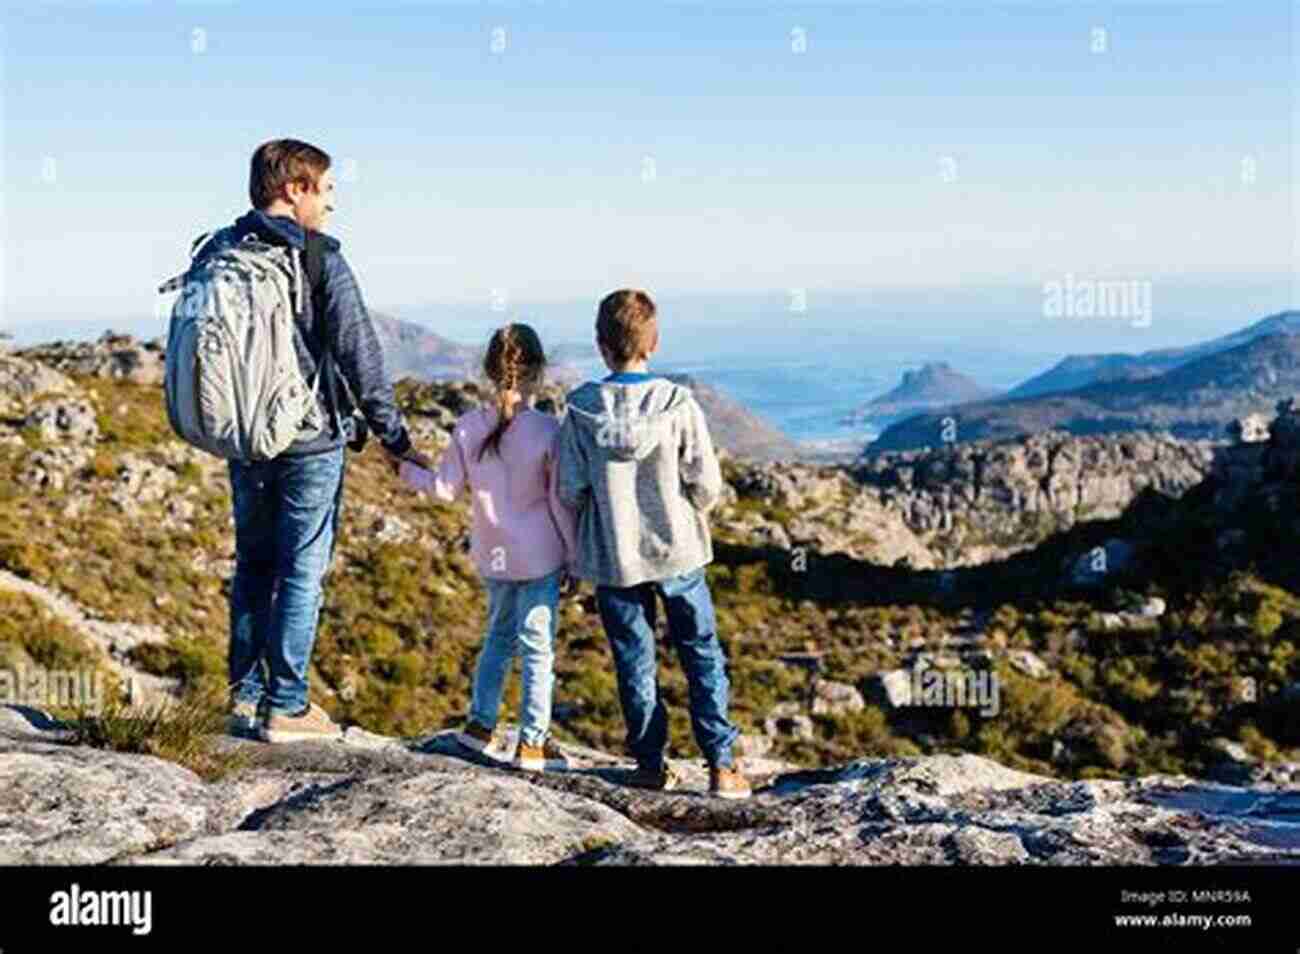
left=709, top=761, right=752, bottom=800
left=457, top=720, right=502, bottom=756
left=626, top=762, right=681, bottom=792
left=515, top=736, right=570, bottom=772
left=226, top=699, right=259, bottom=738
left=258, top=702, right=343, bottom=744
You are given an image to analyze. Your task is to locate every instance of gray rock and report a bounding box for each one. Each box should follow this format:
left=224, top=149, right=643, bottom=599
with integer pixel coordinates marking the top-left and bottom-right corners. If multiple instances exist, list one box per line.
left=1135, top=596, right=1167, bottom=618
left=1098, top=612, right=1128, bottom=631
left=0, top=745, right=221, bottom=864
left=109, top=453, right=179, bottom=514
left=1228, top=414, right=1270, bottom=444
left=23, top=398, right=99, bottom=444
left=0, top=355, right=76, bottom=416
left=2, top=709, right=1296, bottom=866
left=764, top=703, right=814, bottom=741
left=131, top=771, right=648, bottom=865
left=0, top=704, right=74, bottom=743
left=1007, top=649, right=1051, bottom=680
left=810, top=678, right=865, bottom=716
left=18, top=332, right=164, bottom=386
left=20, top=444, right=92, bottom=492
left=944, top=825, right=1031, bottom=864
left=853, top=432, right=1213, bottom=566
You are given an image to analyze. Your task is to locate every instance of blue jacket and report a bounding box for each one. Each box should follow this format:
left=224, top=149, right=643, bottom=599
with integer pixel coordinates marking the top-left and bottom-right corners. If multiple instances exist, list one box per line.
left=197, top=209, right=411, bottom=458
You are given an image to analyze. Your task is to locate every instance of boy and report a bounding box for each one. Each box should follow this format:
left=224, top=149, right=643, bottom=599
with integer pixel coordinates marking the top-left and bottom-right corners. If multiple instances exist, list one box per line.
left=556, top=289, right=750, bottom=799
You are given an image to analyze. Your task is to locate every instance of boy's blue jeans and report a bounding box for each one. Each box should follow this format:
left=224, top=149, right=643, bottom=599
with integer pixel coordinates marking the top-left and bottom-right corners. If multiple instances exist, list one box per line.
left=227, top=448, right=345, bottom=717
left=471, top=567, right=563, bottom=747
left=595, top=566, right=740, bottom=770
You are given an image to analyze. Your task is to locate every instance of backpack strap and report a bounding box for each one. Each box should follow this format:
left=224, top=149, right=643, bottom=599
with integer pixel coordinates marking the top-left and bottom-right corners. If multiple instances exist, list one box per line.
left=301, top=231, right=344, bottom=440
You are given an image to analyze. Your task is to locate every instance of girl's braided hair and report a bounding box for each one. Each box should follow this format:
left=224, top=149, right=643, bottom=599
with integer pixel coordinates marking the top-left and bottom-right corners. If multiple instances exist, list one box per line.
left=478, top=322, right=546, bottom=461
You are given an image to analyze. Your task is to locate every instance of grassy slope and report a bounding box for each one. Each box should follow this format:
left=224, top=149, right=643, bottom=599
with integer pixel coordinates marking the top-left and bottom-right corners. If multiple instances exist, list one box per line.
left=0, top=374, right=1295, bottom=779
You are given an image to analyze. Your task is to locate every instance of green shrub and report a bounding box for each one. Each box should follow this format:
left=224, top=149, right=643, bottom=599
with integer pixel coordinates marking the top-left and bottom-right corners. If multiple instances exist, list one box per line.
left=60, top=684, right=248, bottom=782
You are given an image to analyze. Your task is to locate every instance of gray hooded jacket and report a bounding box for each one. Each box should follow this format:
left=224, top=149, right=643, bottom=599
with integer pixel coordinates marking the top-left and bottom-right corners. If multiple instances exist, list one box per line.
left=556, top=375, right=723, bottom=587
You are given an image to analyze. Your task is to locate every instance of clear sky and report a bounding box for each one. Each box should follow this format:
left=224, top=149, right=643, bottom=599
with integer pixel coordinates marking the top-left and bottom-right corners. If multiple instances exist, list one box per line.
left=1, top=0, right=1294, bottom=327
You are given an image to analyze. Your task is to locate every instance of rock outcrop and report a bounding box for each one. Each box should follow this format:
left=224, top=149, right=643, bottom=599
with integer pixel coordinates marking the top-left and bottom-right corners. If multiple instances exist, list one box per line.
left=17, top=332, right=165, bottom=386
left=849, top=430, right=1216, bottom=565
left=2, top=706, right=1295, bottom=866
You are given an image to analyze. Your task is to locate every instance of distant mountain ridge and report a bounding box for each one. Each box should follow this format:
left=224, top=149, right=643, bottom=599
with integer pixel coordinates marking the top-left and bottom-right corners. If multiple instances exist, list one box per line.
left=663, top=372, right=802, bottom=463
left=370, top=312, right=586, bottom=388
left=869, top=329, right=1300, bottom=453
left=1009, top=310, right=1300, bottom=398
left=846, top=362, right=994, bottom=423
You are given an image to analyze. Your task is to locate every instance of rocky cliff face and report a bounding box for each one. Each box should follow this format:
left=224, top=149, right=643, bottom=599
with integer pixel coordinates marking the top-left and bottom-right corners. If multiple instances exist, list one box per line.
left=848, top=430, right=1218, bottom=565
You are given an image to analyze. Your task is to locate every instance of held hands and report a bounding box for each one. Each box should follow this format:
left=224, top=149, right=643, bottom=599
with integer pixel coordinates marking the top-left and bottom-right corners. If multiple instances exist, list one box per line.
left=384, top=447, right=432, bottom=479
left=559, top=567, right=579, bottom=598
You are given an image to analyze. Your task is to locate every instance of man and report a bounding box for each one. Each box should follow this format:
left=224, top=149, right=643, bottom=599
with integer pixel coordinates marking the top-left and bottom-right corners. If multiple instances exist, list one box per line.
left=202, top=138, right=428, bottom=742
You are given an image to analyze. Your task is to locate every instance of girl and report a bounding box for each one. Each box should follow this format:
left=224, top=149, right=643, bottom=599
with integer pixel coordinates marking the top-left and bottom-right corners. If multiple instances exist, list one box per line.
left=397, top=323, right=577, bottom=771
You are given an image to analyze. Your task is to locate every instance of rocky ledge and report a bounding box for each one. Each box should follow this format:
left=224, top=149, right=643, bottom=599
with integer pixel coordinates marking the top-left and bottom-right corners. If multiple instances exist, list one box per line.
left=3, top=705, right=1295, bottom=866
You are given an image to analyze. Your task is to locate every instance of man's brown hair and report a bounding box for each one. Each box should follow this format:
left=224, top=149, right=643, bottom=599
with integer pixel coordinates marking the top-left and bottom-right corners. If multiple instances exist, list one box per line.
left=596, top=289, right=659, bottom=366
left=249, top=139, right=331, bottom=210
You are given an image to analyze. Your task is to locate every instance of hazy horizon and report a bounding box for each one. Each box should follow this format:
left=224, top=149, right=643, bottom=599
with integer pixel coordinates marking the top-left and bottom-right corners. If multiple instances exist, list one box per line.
left=3, top=0, right=1294, bottom=337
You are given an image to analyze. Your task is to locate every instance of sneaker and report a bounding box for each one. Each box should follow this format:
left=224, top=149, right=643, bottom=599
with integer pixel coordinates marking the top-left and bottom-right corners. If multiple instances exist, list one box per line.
left=258, top=702, right=343, bottom=744
left=457, top=720, right=502, bottom=755
left=709, top=760, right=752, bottom=800
left=226, top=699, right=259, bottom=738
left=626, top=762, right=680, bottom=792
left=515, top=736, right=570, bottom=772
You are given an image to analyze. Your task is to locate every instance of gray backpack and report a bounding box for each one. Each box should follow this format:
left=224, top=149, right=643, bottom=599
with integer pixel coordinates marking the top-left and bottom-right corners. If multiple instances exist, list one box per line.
left=158, top=229, right=326, bottom=460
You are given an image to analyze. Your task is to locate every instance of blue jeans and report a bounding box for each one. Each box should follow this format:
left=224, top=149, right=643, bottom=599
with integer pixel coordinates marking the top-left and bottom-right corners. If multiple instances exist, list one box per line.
left=595, top=566, right=739, bottom=770
left=227, top=448, right=345, bottom=716
left=470, top=568, right=563, bottom=747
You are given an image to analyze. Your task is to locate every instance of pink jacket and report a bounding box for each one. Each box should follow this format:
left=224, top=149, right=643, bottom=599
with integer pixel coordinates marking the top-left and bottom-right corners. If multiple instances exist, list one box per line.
left=400, top=405, right=578, bottom=582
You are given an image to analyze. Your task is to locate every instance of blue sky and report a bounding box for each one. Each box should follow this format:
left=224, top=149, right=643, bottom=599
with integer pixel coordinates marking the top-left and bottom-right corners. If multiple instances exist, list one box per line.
left=1, top=0, right=1294, bottom=333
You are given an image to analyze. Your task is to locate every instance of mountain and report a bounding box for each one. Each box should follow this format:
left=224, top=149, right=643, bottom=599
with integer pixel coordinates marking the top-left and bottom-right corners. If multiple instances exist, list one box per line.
left=663, top=373, right=802, bottom=462
left=845, top=362, right=995, bottom=424
left=1009, top=310, right=1300, bottom=398
left=869, top=331, right=1300, bottom=453
left=369, top=312, right=479, bottom=381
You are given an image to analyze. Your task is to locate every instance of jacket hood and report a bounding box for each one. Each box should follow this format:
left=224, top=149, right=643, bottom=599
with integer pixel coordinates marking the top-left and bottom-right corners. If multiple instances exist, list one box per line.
left=229, top=209, right=341, bottom=253
left=565, top=377, right=692, bottom=462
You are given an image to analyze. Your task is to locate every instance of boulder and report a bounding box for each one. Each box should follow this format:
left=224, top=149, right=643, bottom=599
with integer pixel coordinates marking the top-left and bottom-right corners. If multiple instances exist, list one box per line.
left=1227, top=414, right=1270, bottom=444
left=1007, top=649, right=1051, bottom=680
left=810, top=678, right=865, bottom=716
left=763, top=702, right=814, bottom=741
left=23, top=398, right=99, bottom=444
left=17, top=332, right=164, bottom=386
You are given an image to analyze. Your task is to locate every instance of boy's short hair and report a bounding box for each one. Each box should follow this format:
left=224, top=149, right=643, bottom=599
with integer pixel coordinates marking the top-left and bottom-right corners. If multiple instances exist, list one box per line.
left=596, top=289, right=659, bottom=366
left=249, top=139, right=331, bottom=210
